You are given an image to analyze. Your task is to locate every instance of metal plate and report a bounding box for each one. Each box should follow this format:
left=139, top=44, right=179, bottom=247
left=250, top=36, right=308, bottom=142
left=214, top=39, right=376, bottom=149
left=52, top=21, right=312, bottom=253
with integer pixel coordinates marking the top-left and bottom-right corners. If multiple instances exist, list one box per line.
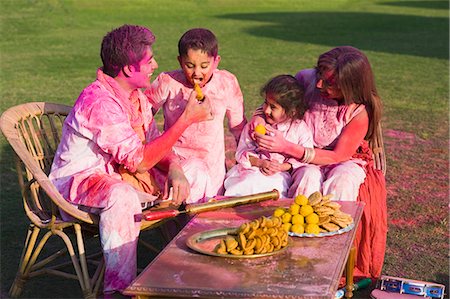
left=288, top=222, right=355, bottom=238
left=186, top=227, right=290, bottom=259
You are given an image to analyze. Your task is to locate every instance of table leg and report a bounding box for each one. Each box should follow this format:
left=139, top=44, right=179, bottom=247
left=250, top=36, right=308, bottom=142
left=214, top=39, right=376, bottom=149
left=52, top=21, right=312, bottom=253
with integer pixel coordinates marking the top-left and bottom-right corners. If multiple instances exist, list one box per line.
left=345, top=246, right=356, bottom=298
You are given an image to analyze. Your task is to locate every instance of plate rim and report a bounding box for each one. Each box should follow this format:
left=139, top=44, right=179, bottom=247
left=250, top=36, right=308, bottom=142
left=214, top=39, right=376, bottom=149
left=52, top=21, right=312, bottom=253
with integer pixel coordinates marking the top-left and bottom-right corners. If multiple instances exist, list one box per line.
left=288, top=222, right=355, bottom=238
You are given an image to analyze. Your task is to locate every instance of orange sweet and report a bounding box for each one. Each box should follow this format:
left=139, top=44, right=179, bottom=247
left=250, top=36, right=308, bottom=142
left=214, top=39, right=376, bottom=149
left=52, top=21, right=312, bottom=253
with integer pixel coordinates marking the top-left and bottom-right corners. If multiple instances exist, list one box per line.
left=254, top=124, right=266, bottom=135
left=194, top=83, right=204, bottom=101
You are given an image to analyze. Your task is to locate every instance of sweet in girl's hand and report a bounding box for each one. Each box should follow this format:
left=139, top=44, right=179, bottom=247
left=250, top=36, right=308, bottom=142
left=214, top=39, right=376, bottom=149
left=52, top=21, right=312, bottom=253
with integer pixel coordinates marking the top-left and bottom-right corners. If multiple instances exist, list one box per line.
left=254, top=124, right=266, bottom=135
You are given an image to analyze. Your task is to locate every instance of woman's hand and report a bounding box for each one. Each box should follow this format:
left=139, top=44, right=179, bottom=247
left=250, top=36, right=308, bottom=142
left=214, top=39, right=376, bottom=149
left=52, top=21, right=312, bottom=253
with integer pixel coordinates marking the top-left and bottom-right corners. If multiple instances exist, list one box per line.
left=255, top=126, right=289, bottom=154
left=164, top=164, right=190, bottom=205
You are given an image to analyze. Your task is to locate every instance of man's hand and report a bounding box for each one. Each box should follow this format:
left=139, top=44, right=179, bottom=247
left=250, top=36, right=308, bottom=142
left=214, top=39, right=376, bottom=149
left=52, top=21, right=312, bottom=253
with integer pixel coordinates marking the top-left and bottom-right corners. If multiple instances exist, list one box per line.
left=182, top=90, right=214, bottom=125
left=164, top=163, right=190, bottom=205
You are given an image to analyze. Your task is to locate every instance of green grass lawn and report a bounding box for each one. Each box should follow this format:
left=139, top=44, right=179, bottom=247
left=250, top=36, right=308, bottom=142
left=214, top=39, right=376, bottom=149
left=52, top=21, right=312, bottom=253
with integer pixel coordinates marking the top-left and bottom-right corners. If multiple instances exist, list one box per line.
left=1, top=0, right=448, bottom=298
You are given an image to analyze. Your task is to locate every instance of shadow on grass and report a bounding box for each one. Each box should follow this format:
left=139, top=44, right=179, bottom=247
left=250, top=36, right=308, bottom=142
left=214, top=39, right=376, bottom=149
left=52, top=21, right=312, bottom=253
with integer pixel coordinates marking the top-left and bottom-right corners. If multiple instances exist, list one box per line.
left=217, top=12, right=448, bottom=59
left=0, top=143, right=27, bottom=297
left=380, top=0, right=449, bottom=10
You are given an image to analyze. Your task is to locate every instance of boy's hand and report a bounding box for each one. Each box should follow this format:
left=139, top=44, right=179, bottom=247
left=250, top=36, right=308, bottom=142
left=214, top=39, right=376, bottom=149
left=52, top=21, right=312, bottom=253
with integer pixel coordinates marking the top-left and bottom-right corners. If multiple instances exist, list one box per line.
left=182, top=90, right=214, bottom=124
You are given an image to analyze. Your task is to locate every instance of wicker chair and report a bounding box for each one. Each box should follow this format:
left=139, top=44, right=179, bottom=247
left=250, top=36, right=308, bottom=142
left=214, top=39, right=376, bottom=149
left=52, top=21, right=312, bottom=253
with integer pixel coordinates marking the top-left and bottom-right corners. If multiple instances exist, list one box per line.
left=370, top=123, right=387, bottom=175
left=1, top=102, right=168, bottom=298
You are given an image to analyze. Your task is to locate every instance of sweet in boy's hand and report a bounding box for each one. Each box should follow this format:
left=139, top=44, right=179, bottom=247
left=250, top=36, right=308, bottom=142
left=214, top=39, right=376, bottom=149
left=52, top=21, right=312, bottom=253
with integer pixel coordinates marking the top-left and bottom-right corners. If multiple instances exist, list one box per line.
left=194, top=83, right=204, bottom=102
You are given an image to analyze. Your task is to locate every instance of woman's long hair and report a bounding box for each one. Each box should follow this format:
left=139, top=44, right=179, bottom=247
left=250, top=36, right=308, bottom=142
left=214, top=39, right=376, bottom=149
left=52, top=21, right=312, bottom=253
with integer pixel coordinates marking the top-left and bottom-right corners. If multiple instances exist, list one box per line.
left=316, top=46, right=382, bottom=143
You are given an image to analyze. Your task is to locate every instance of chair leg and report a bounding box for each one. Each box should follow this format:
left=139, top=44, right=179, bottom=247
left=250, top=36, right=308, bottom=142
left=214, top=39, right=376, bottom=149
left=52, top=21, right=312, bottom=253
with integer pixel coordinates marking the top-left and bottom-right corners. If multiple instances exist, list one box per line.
left=53, top=229, right=93, bottom=297
left=9, top=225, right=40, bottom=298
left=74, top=224, right=92, bottom=292
left=92, top=257, right=105, bottom=296
left=10, top=224, right=103, bottom=298
left=54, top=224, right=103, bottom=298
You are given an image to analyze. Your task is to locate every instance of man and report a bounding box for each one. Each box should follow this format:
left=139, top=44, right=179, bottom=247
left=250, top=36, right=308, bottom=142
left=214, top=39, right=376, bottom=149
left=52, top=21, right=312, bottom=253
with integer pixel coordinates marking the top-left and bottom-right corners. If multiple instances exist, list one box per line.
left=49, top=24, right=212, bottom=297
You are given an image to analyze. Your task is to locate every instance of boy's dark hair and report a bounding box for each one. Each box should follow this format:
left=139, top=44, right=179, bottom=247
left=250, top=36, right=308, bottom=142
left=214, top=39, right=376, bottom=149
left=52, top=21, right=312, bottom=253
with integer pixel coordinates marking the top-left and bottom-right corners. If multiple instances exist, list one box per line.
left=101, top=24, right=155, bottom=77
left=178, top=28, right=218, bottom=58
left=260, top=75, right=307, bottom=120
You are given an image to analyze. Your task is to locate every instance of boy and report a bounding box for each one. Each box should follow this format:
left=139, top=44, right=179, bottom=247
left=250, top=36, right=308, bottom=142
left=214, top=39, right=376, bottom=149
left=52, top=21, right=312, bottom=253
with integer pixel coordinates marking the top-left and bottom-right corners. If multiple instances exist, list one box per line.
left=146, top=28, right=247, bottom=202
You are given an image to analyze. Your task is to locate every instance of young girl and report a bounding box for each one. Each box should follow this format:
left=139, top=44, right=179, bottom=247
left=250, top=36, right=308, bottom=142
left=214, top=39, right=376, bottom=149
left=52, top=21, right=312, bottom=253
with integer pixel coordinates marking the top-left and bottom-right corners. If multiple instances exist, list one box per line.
left=253, top=46, right=386, bottom=279
left=224, top=75, right=313, bottom=197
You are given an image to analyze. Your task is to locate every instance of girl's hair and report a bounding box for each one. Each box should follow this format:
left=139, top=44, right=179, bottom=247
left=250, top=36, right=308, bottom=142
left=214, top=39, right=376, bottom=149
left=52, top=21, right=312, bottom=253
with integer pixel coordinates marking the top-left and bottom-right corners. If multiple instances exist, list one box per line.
left=178, top=28, right=218, bottom=58
left=316, top=46, right=382, bottom=143
left=101, top=24, right=155, bottom=77
left=260, top=74, right=307, bottom=120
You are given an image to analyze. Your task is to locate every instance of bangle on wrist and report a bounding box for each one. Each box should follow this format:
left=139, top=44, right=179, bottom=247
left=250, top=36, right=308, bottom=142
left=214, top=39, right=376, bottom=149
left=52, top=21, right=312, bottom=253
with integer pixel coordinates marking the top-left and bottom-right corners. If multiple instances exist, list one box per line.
left=301, top=147, right=315, bottom=163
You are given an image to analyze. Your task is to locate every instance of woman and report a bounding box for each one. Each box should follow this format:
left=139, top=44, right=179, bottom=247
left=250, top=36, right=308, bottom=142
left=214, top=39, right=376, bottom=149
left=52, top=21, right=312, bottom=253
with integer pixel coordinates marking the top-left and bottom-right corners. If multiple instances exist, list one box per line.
left=255, top=46, right=382, bottom=201
left=253, top=46, right=387, bottom=278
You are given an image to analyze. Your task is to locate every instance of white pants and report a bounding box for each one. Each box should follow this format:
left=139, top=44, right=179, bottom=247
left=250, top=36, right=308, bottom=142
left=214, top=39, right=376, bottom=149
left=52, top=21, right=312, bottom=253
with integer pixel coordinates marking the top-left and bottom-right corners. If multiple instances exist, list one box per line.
left=288, top=160, right=366, bottom=201
left=224, top=165, right=291, bottom=197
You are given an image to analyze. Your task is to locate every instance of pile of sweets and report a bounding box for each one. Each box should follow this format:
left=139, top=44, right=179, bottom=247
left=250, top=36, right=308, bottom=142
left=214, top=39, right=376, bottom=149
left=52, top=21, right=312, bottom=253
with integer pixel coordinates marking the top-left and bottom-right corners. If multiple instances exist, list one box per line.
left=273, top=191, right=353, bottom=235
left=214, top=216, right=289, bottom=255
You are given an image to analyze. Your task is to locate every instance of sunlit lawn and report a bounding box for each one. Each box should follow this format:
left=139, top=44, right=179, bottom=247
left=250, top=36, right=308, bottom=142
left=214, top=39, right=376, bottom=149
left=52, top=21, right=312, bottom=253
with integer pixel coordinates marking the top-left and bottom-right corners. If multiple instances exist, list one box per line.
left=1, top=0, right=448, bottom=298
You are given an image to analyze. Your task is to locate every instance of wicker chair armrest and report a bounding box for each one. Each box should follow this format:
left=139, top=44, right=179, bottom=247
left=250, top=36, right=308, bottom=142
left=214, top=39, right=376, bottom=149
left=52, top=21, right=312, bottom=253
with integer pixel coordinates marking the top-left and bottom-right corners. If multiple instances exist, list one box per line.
left=1, top=102, right=97, bottom=225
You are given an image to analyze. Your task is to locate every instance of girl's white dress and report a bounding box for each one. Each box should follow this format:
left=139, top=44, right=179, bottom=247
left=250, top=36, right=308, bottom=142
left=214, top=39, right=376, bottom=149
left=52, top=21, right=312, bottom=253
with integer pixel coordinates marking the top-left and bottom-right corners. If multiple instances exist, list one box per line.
left=224, top=118, right=313, bottom=197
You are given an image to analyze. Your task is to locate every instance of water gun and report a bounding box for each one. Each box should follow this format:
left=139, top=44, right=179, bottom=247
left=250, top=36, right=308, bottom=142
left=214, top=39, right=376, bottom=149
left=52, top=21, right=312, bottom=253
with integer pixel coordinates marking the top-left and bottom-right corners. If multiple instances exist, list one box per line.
left=142, top=189, right=280, bottom=221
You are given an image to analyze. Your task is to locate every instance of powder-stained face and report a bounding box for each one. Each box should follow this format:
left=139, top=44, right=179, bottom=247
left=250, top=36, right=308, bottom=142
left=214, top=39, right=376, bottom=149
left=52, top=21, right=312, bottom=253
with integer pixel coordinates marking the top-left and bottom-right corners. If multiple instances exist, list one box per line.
left=128, top=46, right=158, bottom=89
left=262, top=94, right=288, bottom=125
left=316, top=70, right=343, bottom=100
left=178, top=48, right=220, bottom=88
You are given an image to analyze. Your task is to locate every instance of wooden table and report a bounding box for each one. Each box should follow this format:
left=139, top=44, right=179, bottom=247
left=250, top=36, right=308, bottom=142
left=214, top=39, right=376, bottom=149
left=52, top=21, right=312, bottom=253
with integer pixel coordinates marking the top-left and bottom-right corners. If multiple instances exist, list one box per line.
left=124, top=199, right=364, bottom=299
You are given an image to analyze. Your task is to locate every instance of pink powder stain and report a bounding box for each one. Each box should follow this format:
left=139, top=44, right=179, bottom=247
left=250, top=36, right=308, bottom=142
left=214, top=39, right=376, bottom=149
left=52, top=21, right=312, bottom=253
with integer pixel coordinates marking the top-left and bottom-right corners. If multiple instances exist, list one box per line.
left=389, top=218, right=417, bottom=226
left=384, top=129, right=417, bottom=140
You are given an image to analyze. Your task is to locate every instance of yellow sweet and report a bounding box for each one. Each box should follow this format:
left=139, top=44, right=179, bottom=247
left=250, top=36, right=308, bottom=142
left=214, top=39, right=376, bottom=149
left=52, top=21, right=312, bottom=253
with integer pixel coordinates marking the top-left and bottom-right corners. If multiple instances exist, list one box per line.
left=291, top=214, right=304, bottom=225
left=273, top=208, right=286, bottom=217
left=281, top=222, right=292, bottom=232
left=305, top=213, right=319, bottom=224
left=300, top=205, right=314, bottom=217
left=294, top=194, right=309, bottom=206
left=305, top=224, right=321, bottom=234
left=194, top=83, right=204, bottom=101
left=254, top=124, right=266, bottom=135
left=288, top=203, right=300, bottom=215
left=281, top=212, right=292, bottom=224
left=215, top=215, right=289, bottom=256
left=290, top=224, right=305, bottom=234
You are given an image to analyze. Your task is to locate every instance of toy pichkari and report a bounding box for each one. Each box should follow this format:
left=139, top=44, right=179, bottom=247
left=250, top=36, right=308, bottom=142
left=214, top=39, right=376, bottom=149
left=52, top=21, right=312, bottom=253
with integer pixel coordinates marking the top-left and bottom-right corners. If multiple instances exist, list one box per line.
left=140, top=189, right=280, bottom=221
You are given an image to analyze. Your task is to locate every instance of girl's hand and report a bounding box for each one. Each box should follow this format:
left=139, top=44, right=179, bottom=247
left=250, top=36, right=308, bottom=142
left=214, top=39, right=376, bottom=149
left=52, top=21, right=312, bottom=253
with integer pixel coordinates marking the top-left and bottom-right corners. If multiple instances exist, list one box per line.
left=255, top=126, right=288, bottom=153
left=260, top=159, right=283, bottom=176
left=249, top=115, right=266, bottom=141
